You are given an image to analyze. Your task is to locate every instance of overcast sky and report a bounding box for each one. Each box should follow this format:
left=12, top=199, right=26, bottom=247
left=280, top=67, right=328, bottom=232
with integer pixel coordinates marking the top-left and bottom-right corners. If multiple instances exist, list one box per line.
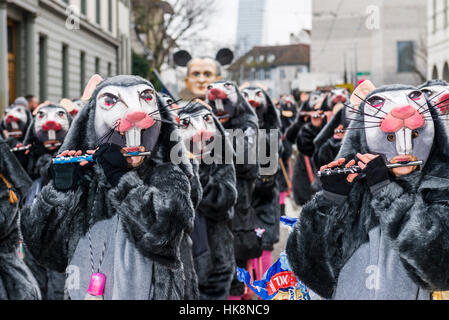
left=182, top=0, right=312, bottom=57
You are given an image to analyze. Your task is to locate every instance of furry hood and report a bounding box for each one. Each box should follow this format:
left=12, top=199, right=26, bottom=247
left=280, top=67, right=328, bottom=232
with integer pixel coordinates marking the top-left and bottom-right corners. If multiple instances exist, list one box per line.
left=0, top=138, right=32, bottom=198
left=313, top=107, right=349, bottom=149
left=177, top=101, right=236, bottom=160
left=213, top=81, right=259, bottom=131
left=337, top=84, right=449, bottom=182
left=0, top=103, right=33, bottom=140
left=245, top=86, right=281, bottom=131
left=419, top=80, right=449, bottom=89
left=23, top=104, right=73, bottom=148
left=61, top=75, right=193, bottom=178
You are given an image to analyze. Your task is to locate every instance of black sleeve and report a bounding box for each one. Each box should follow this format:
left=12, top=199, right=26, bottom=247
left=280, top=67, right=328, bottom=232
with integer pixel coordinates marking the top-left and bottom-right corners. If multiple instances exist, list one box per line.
left=296, top=122, right=323, bottom=157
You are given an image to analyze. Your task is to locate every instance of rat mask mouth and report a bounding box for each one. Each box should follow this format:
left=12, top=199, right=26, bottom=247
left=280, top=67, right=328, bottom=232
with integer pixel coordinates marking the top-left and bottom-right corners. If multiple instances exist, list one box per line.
left=187, top=135, right=215, bottom=159
left=215, top=111, right=230, bottom=124
left=389, top=154, right=420, bottom=176
left=44, top=139, right=62, bottom=150
left=7, top=129, right=23, bottom=138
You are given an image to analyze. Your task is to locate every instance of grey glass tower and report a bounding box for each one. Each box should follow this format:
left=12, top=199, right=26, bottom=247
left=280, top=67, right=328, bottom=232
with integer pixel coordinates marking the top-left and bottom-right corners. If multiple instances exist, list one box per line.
left=236, top=0, right=266, bottom=56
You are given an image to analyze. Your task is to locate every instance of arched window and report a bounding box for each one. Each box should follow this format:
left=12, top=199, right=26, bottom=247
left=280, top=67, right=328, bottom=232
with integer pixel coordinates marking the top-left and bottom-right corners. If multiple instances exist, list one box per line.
left=443, top=62, right=449, bottom=81
left=432, top=65, right=439, bottom=79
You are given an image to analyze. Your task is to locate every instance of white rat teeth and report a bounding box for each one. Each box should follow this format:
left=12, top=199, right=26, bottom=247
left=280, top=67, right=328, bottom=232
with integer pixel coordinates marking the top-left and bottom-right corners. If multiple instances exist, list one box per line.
left=11, top=122, right=19, bottom=130
left=48, top=130, right=56, bottom=141
left=125, top=127, right=141, bottom=148
left=215, top=99, right=224, bottom=112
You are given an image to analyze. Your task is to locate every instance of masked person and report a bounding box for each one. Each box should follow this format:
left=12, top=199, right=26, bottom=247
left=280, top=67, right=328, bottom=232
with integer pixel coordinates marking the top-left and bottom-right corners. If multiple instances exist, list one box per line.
left=174, top=49, right=234, bottom=102
left=286, top=91, right=329, bottom=206
left=0, top=138, right=41, bottom=300
left=287, top=81, right=449, bottom=300
left=1, top=97, right=33, bottom=147
left=178, top=100, right=238, bottom=300
left=18, top=103, right=73, bottom=300
left=313, top=104, right=352, bottom=170
left=419, top=80, right=449, bottom=131
left=20, top=75, right=195, bottom=300
left=206, top=81, right=260, bottom=299
left=241, top=85, right=282, bottom=279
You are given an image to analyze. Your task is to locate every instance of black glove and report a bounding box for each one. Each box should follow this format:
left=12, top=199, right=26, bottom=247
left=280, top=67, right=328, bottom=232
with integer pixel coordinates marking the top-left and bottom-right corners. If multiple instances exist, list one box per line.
left=319, top=172, right=353, bottom=196
left=29, top=143, right=48, bottom=157
left=363, top=156, right=390, bottom=188
left=92, top=143, right=129, bottom=187
left=49, top=162, right=83, bottom=191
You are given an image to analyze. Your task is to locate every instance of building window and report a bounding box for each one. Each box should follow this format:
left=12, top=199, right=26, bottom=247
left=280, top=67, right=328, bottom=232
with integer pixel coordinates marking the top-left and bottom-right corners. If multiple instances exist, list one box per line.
left=266, top=68, right=271, bottom=80
left=80, top=51, right=86, bottom=95
left=432, top=65, right=439, bottom=79
left=280, top=69, right=286, bottom=79
left=81, top=0, right=87, bottom=15
left=433, top=0, right=438, bottom=33
left=108, top=62, right=112, bottom=77
left=96, top=0, right=101, bottom=25
left=108, top=0, right=113, bottom=32
left=95, top=57, right=101, bottom=75
left=62, top=44, right=69, bottom=98
left=397, top=41, right=415, bottom=73
left=444, top=62, right=449, bottom=82
left=258, top=69, right=265, bottom=81
left=250, top=68, right=256, bottom=81
left=39, top=35, right=48, bottom=101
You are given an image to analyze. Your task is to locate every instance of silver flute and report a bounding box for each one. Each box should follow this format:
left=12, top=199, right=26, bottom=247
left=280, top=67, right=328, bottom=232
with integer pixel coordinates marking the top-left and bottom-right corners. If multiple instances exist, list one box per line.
left=317, top=161, right=424, bottom=177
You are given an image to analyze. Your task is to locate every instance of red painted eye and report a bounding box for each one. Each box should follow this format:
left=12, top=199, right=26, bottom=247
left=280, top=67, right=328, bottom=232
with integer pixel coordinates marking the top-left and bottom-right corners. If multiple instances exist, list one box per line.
left=256, top=91, right=263, bottom=97
left=58, top=111, right=65, bottom=118
left=367, top=95, right=385, bottom=108
left=203, top=114, right=212, bottom=123
left=38, top=112, right=45, bottom=119
left=104, top=94, right=118, bottom=107
left=140, top=90, right=154, bottom=102
left=408, top=90, right=422, bottom=101
left=224, top=82, right=232, bottom=89
left=181, top=119, right=190, bottom=129
left=242, top=92, right=248, bottom=98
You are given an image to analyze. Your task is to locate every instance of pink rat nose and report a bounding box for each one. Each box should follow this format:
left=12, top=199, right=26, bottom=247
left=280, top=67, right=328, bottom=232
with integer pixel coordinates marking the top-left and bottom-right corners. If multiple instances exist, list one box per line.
left=126, top=111, right=147, bottom=123
left=380, top=105, right=424, bottom=133
left=117, top=111, right=155, bottom=134
left=192, top=129, right=213, bottom=143
left=390, top=105, right=416, bottom=120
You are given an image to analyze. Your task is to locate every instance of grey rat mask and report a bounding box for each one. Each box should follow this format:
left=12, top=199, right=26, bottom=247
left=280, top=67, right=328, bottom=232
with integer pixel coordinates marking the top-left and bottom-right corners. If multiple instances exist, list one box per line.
left=362, top=87, right=434, bottom=166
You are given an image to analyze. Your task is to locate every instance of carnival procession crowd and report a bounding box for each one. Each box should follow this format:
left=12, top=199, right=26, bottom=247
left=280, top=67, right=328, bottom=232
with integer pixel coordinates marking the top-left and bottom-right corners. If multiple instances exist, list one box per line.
left=1, top=47, right=449, bottom=301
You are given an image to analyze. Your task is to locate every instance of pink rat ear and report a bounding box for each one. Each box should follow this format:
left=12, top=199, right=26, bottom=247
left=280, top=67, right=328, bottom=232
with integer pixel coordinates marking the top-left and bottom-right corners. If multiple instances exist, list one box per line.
left=350, top=80, right=377, bottom=108
left=33, top=100, right=51, bottom=116
left=59, top=98, right=75, bottom=114
left=81, top=74, right=104, bottom=102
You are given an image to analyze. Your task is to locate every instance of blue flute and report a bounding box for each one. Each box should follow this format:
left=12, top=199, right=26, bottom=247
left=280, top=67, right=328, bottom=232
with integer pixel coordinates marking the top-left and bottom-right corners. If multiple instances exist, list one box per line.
left=52, top=151, right=152, bottom=165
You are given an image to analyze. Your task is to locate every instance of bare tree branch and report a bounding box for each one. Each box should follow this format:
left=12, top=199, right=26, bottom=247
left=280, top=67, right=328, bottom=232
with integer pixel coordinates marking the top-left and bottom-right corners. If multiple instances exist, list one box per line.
left=132, top=0, right=216, bottom=72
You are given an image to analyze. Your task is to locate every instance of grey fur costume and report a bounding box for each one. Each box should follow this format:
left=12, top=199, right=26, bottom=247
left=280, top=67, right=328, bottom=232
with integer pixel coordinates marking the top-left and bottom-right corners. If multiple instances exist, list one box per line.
left=211, top=81, right=260, bottom=296
left=286, top=85, right=449, bottom=300
left=0, top=138, right=40, bottom=300
left=20, top=76, right=195, bottom=300
left=178, top=103, right=238, bottom=300
left=20, top=104, right=74, bottom=300
left=248, top=87, right=282, bottom=252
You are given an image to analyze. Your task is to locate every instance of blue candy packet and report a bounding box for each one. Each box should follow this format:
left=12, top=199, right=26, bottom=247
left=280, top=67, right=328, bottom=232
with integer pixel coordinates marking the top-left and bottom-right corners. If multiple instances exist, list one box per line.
left=236, top=252, right=310, bottom=300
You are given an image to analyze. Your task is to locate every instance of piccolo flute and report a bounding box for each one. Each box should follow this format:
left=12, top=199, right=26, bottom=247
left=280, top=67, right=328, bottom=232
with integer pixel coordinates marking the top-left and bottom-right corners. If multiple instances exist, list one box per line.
left=317, top=161, right=423, bottom=177
left=52, top=151, right=152, bottom=164
left=299, top=112, right=326, bottom=118
left=10, top=142, right=62, bottom=153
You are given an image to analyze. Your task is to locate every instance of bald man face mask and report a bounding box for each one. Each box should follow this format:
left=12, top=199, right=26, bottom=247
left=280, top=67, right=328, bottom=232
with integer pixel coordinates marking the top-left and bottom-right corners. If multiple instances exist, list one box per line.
left=184, top=58, right=222, bottom=99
